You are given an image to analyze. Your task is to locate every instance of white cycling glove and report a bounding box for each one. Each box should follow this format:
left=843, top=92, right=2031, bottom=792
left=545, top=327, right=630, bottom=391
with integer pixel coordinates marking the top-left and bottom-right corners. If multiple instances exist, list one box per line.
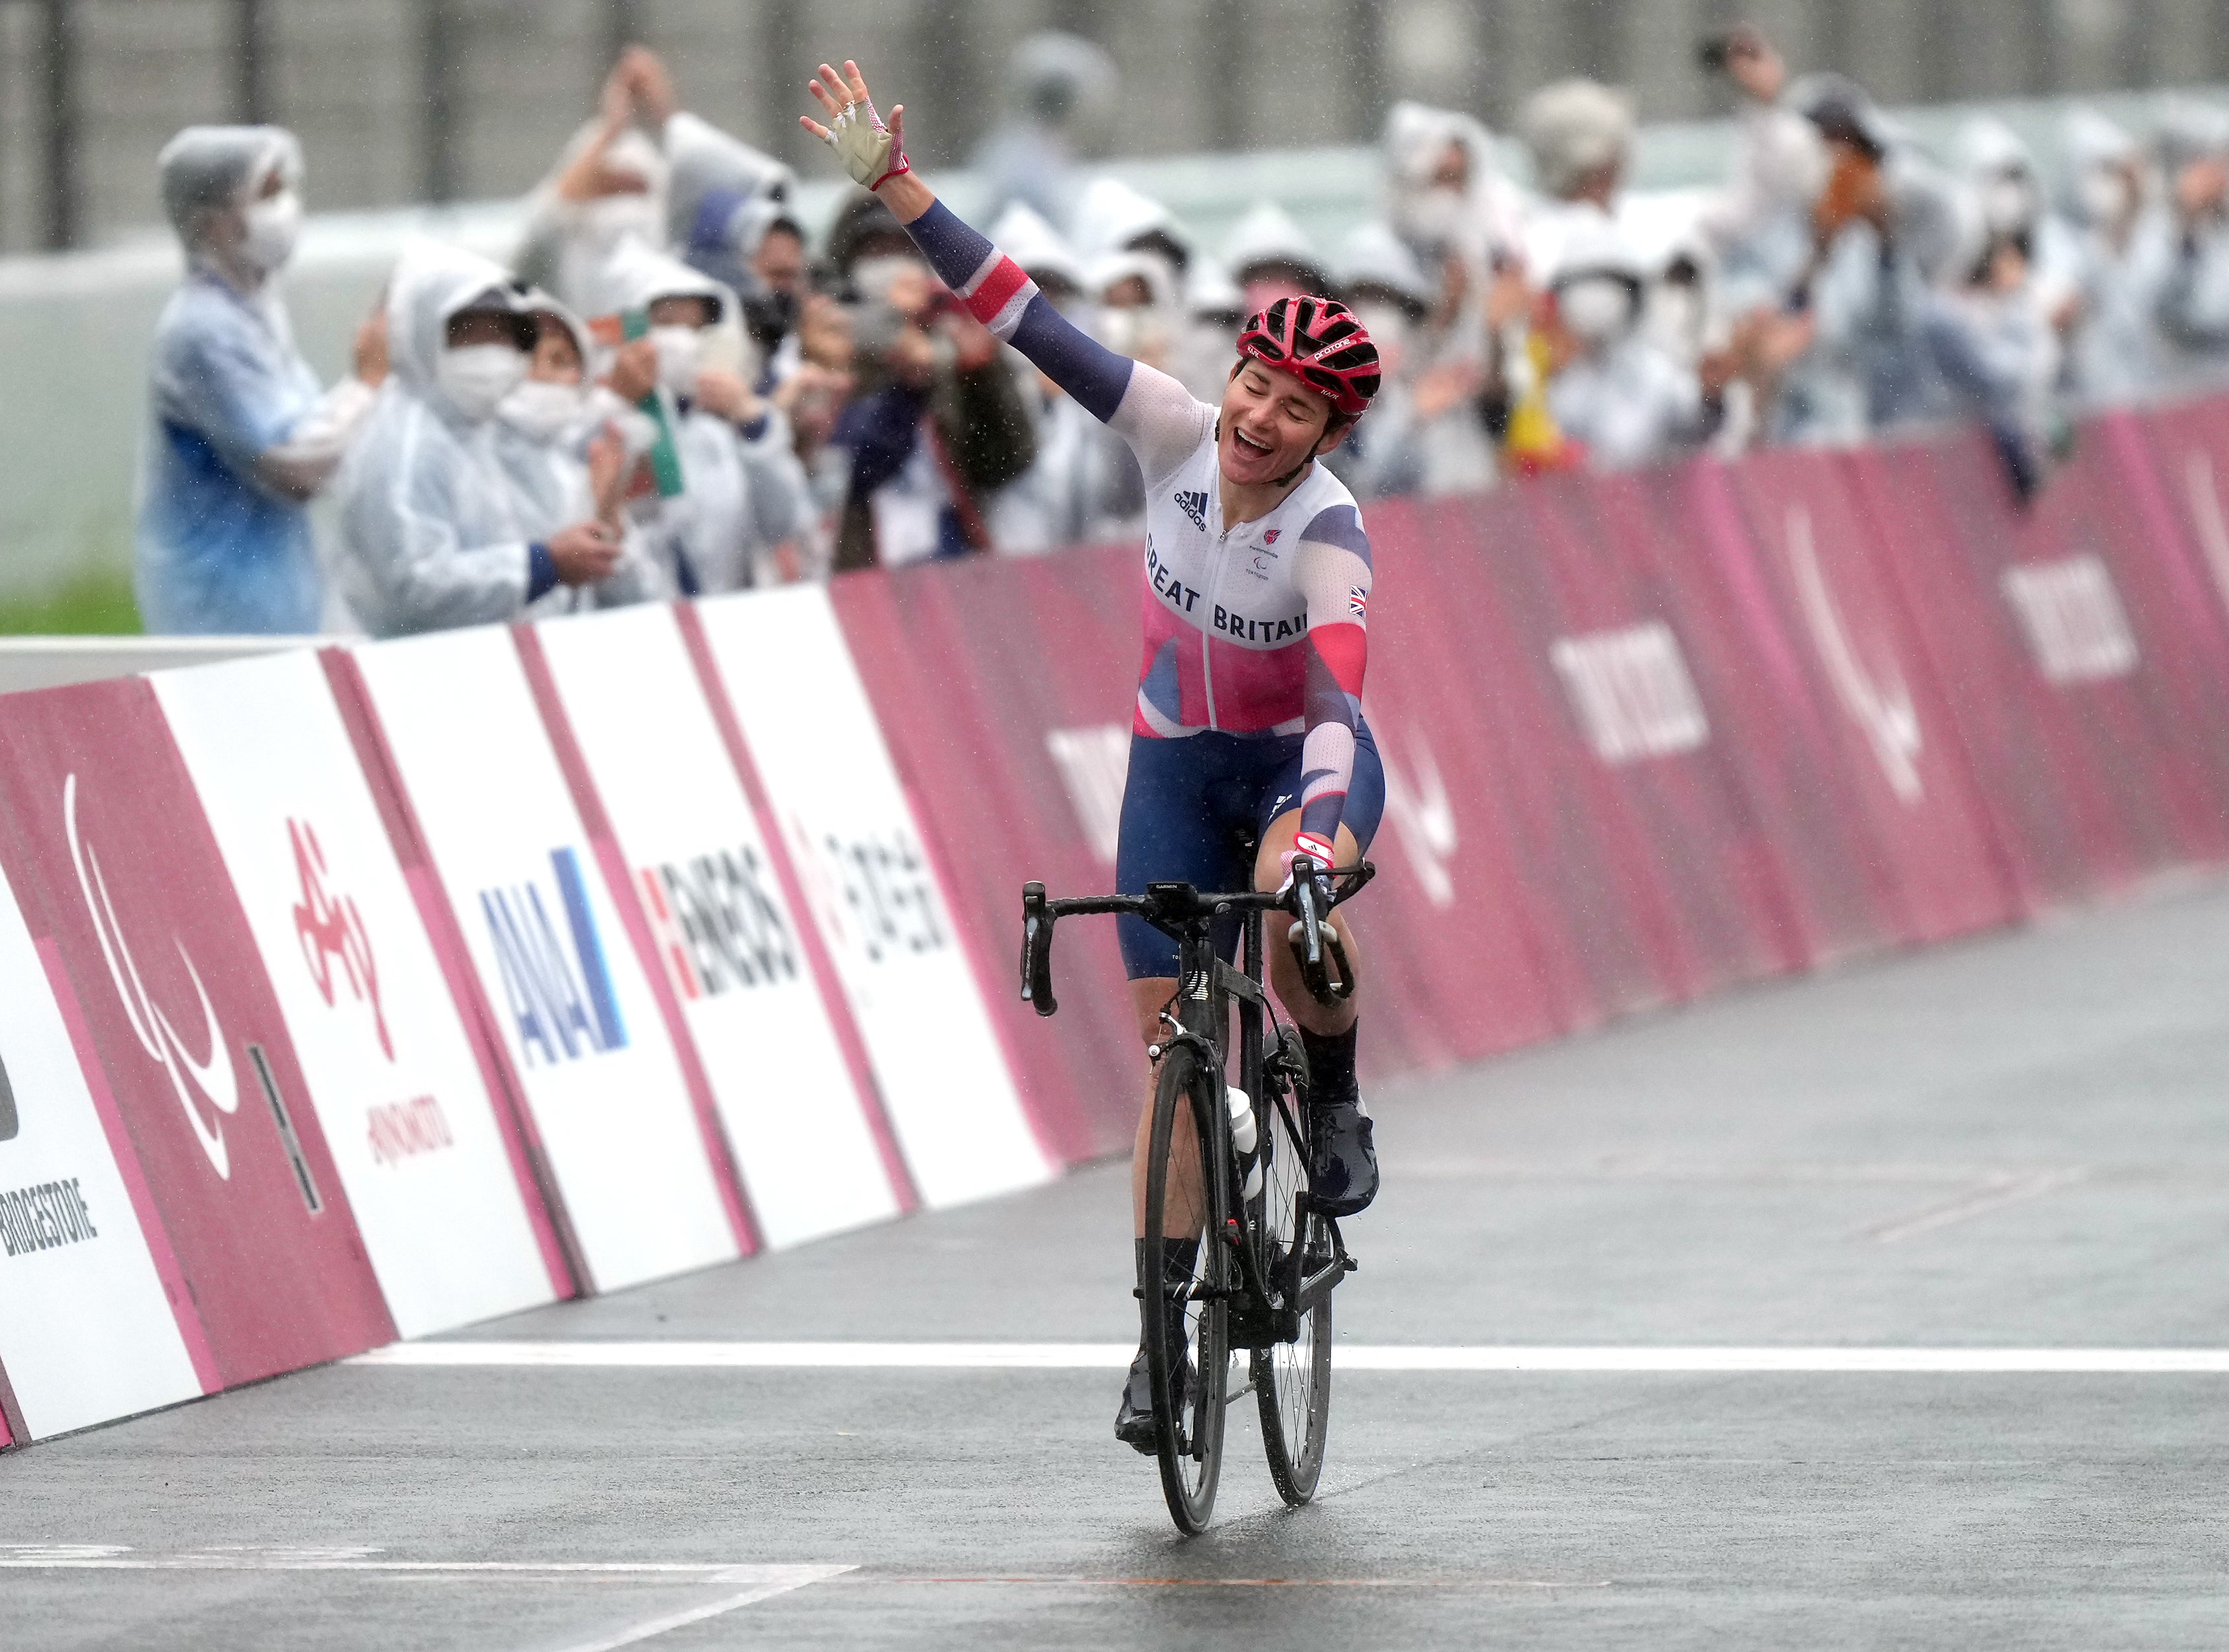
left=1276, top=831, right=1340, bottom=903
left=819, top=96, right=911, bottom=193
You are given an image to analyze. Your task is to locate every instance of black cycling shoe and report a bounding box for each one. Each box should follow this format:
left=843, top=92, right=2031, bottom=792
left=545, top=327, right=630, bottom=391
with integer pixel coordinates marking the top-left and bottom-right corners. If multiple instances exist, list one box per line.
left=1309, top=1093, right=1378, bottom=1216
left=1114, top=1347, right=1157, bottom=1454
left=1113, top=1344, right=1200, bottom=1453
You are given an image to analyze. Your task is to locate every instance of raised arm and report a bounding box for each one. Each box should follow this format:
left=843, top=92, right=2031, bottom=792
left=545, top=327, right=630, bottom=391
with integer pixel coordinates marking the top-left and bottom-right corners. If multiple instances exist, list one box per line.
left=802, top=60, right=1208, bottom=483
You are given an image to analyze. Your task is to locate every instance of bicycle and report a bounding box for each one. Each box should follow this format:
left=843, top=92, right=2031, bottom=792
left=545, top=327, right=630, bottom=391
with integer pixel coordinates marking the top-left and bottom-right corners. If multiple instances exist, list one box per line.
left=1020, top=848, right=1373, bottom=1533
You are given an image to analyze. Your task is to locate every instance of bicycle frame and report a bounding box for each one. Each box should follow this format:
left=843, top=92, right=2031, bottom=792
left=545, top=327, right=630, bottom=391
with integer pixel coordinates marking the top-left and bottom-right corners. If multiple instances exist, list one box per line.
left=1019, top=862, right=1372, bottom=1345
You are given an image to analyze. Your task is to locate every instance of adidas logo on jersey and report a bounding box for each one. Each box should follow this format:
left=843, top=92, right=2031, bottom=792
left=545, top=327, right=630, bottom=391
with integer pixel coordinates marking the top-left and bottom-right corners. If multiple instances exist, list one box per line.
left=1174, top=490, right=1209, bottom=531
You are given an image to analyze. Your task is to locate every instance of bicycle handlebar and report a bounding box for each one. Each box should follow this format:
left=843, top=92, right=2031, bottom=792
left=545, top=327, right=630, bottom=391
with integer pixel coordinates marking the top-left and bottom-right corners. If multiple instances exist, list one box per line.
left=1019, top=863, right=1374, bottom=1018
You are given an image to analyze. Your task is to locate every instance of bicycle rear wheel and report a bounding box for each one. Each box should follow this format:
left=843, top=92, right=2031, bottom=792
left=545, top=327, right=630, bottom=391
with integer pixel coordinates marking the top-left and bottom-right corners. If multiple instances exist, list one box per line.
left=1142, top=1041, right=1230, bottom=1534
left=1253, top=1064, right=1332, bottom=1504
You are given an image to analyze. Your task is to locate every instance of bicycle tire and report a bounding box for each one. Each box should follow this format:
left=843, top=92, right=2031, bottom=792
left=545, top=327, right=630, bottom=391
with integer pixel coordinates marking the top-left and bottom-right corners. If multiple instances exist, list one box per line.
left=1253, top=1068, right=1332, bottom=1504
left=1142, top=1041, right=1230, bottom=1534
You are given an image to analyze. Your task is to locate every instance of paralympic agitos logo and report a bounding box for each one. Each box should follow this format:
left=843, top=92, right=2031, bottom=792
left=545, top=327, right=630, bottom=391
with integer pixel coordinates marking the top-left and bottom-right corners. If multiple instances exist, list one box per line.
left=65, top=774, right=240, bottom=1178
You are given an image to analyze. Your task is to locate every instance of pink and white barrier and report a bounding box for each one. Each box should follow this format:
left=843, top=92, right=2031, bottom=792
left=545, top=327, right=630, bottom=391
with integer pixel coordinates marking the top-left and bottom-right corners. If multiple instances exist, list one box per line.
left=11, top=393, right=2229, bottom=1445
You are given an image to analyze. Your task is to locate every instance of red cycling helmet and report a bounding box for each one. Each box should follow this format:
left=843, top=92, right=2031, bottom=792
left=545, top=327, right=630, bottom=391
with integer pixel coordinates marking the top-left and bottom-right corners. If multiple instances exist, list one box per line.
left=1235, top=295, right=1381, bottom=421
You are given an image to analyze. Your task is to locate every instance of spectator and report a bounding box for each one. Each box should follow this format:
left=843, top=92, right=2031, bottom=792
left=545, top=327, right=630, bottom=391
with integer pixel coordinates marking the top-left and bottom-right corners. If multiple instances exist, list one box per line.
left=1072, top=175, right=1241, bottom=404
left=1380, top=100, right=1525, bottom=284
left=788, top=293, right=860, bottom=516
left=1178, top=258, right=1250, bottom=405
left=1517, top=78, right=1637, bottom=279
left=2053, top=108, right=2168, bottom=408
left=496, top=296, right=662, bottom=615
left=1952, top=118, right=2079, bottom=318
left=139, top=125, right=385, bottom=635
left=337, top=241, right=620, bottom=637
left=516, top=47, right=673, bottom=314
left=2150, top=100, right=2229, bottom=390
left=1540, top=215, right=1720, bottom=471
left=825, top=193, right=1036, bottom=568
left=970, top=31, right=1119, bottom=232
left=982, top=204, right=1133, bottom=552
left=1333, top=221, right=1496, bottom=497
left=597, top=242, right=817, bottom=592
left=1767, top=75, right=1950, bottom=443
left=1923, top=225, right=2064, bottom=500
left=1071, top=175, right=1196, bottom=295
left=1221, top=201, right=1334, bottom=315
left=1694, top=25, right=1826, bottom=317
left=665, top=107, right=797, bottom=294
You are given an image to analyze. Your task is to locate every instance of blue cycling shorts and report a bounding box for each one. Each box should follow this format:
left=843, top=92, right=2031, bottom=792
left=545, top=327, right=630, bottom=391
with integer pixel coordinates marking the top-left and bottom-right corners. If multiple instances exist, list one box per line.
left=1113, top=720, right=1385, bottom=981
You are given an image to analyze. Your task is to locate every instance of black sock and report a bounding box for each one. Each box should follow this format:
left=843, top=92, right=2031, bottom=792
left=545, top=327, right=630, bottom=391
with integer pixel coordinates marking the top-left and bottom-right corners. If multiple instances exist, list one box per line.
left=1300, top=1021, right=1359, bottom=1107
left=1135, top=1236, right=1202, bottom=1348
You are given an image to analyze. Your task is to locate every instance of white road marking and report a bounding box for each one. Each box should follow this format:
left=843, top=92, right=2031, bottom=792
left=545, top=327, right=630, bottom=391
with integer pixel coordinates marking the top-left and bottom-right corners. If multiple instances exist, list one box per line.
left=1862, top=1169, right=2088, bottom=1243
left=350, top=1342, right=2229, bottom=1375
left=549, top=1566, right=851, bottom=1652
left=0, top=1554, right=849, bottom=1580
left=0, top=1555, right=854, bottom=1651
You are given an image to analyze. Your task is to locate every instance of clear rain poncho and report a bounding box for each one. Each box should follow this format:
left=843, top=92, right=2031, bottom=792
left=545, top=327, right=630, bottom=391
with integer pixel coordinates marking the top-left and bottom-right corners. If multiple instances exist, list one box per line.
left=494, top=292, right=662, bottom=616
left=335, top=240, right=546, bottom=637
left=137, top=124, right=374, bottom=634
left=596, top=241, right=815, bottom=593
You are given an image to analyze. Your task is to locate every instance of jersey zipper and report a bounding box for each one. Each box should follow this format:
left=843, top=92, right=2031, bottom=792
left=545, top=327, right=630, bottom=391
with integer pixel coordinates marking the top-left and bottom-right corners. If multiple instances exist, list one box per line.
left=1201, top=507, right=1236, bottom=732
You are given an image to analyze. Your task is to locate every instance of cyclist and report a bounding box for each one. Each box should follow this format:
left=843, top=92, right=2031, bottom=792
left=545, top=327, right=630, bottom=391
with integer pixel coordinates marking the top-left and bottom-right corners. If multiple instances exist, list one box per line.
left=804, top=62, right=1385, bottom=1451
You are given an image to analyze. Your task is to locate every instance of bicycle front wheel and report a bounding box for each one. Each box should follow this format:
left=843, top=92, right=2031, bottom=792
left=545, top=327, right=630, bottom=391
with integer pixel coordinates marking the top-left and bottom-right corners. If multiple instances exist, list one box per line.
left=1142, top=1041, right=1230, bottom=1534
left=1254, top=1068, right=1332, bottom=1504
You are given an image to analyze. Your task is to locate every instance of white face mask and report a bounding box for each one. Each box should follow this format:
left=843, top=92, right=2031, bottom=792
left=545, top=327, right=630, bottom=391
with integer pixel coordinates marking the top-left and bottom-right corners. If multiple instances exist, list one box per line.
left=1982, top=175, right=2036, bottom=236
left=1558, top=276, right=1633, bottom=345
left=1396, top=187, right=1468, bottom=252
left=499, top=378, right=585, bottom=444
left=436, top=343, right=528, bottom=422
left=240, top=189, right=302, bottom=273
left=1646, top=285, right=1705, bottom=362
left=848, top=254, right=923, bottom=306
left=649, top=325, right=704, bottom=395
left=1095, top=304, right=1171, bottom=362
left=2077, top=167, right=2132, bottom=227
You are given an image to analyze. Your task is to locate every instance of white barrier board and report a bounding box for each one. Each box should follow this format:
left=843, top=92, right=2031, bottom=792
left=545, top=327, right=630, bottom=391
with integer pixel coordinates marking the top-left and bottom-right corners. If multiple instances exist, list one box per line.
left=535, top=607, right=902, bottom=1247
left=693, top=588, right=1053, bottom=1207
left=154, top=651, right=561, bottom=1336
left=0, top=853, right=202, bottom=1437
left=349, top=628, right=738, bottom=1292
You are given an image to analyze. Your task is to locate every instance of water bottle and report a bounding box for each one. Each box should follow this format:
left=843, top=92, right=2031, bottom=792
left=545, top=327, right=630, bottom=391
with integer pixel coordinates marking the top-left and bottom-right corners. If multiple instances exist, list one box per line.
left=1227, top=1085, right=1262, bottom=1200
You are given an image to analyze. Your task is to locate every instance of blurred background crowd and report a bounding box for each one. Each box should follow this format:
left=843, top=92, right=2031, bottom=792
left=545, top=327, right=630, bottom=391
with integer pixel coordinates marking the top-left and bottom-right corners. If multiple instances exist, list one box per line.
left=105, top=22, right=2229, bottom=632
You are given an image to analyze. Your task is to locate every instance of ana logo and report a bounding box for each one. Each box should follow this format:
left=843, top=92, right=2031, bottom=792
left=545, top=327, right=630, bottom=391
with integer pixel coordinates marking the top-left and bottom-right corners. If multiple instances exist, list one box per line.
left=289, top=819, right=394, bottom=1060
left=65, top=774, right=240, bottom=1178
left=1262, top=529, right=1281, bottom=545
left=1174, top=489, right=1209, bottom=532
left=638, top=844, right=798, bottom=1001
left=0, top=1050, right=15, bottom=1142
left=481, top=848, right=629, bottom=1068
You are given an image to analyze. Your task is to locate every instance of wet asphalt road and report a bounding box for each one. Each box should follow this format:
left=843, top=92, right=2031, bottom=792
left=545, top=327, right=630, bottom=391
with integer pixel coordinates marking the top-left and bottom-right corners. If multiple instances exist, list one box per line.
left=6, top=881, right=2229, bottom=1649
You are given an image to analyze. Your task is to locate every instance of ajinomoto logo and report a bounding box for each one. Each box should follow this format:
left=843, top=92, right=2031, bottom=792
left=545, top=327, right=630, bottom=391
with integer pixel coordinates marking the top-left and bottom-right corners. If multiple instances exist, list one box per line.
left=289, top=818, right=394, bottom=1059
left=65, top=774, right=241, bottom=1179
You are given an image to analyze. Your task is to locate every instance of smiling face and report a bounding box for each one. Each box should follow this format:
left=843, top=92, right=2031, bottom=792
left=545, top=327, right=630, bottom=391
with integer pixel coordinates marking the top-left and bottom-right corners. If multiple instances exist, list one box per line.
left=1217, top=357, right=1347, bottom=489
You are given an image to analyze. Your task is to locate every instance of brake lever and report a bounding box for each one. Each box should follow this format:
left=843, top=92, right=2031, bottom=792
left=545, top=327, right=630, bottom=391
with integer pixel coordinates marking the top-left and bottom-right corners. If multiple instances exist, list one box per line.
left=1019, top=881, right=1058, bottom=1016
